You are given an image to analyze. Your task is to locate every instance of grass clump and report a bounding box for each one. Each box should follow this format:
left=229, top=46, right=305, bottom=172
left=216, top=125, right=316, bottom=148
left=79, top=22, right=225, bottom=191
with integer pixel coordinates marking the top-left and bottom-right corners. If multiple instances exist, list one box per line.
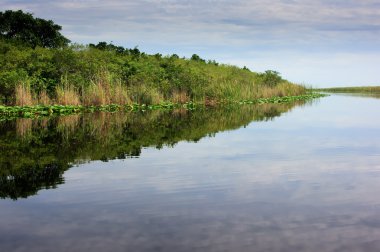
left=56, top=85, right=81, bottom=106
left=15, top=83, right=35, bottom=106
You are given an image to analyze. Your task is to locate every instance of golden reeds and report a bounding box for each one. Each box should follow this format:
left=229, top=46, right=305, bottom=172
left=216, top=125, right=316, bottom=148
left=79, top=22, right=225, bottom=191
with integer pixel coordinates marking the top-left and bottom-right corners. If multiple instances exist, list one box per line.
left=15, top=83, right=35, bottom=106
left=56, top=85, right=81, bottom=105
left=111, top=81, right=131, bottom=105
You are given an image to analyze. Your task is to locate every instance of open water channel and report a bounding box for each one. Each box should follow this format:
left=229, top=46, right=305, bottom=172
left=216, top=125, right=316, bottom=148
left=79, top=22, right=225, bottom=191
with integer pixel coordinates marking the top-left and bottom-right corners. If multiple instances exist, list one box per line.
left=1, top=93, right=380, bottom=251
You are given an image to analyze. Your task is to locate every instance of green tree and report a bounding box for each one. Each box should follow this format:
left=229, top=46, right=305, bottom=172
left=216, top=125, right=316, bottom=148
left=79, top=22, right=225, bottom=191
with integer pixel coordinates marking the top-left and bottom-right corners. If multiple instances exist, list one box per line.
left=191, top=54, right=205, bottom=63
left=259, top=70, right=283, bottom=87
left=0, top=10, right=70, bottom=48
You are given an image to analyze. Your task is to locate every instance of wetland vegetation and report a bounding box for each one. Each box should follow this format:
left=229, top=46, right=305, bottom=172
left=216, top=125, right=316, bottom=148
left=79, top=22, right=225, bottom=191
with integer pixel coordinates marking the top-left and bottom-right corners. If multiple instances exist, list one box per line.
left=0, top=10, right=317, bottom=115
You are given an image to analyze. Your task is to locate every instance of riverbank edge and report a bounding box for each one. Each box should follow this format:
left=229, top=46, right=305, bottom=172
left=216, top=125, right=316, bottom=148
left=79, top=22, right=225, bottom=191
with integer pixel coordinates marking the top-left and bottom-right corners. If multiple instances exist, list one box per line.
left=0, top=93, right=327, bottom=120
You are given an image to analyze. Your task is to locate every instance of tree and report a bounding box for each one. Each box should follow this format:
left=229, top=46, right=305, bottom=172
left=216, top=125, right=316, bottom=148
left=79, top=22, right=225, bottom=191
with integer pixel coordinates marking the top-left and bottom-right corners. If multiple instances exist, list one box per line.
left=89, top=41, right=126, bottom=54
left=191, top=54, right=205, bottom=63
left=259, top=70, right=283, bottom=87
left=0, top=10, right=70, bottom=48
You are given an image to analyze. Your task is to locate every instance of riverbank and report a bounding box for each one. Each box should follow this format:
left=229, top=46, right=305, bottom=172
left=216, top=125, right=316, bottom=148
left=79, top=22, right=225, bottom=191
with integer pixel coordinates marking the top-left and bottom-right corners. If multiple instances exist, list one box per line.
left=1, top=38, right=309, bottom=107
left=0, top=93, right=325, bottom=120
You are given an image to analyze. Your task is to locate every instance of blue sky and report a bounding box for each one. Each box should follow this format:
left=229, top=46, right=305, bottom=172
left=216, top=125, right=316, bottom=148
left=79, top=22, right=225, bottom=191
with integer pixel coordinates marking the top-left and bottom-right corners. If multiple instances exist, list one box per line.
left=2, top=0, right=380, bottom=87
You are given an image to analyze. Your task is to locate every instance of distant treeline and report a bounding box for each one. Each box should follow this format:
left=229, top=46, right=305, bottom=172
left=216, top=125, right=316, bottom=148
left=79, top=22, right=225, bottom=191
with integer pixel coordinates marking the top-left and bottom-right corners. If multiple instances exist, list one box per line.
left=0, top=10, right=306, bottom=106
left=316, top=86, right=380, bottom=93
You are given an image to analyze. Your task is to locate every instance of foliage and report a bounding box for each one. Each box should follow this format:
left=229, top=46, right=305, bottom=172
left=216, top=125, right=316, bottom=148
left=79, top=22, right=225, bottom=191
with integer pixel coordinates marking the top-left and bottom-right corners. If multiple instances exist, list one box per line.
left=190, top=54, right=206, bottom=63
left=0, top=38, right=306, bottom=106
left=257, top=70, right=283, bottom=87
left=0, top=10, right=70, bottom=48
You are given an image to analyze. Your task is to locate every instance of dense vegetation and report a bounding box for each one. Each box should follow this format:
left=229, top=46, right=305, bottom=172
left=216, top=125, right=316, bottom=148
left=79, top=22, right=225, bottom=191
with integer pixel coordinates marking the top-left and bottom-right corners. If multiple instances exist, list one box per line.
left=0, top=10, right=307, bottom=107
left=0, top=101, right=312, bottom=199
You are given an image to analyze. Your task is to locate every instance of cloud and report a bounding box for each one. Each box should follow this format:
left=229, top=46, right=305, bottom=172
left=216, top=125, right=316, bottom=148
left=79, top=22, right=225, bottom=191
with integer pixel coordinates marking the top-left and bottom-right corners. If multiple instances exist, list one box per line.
left=3, top=0, right=379, bottom=43
left=1, top=0, right=380, bottom=86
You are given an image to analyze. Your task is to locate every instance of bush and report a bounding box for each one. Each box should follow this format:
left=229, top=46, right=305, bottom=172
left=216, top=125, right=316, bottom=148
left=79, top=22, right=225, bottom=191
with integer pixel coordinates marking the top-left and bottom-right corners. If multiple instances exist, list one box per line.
left=258, top=70, right=283, bottom=87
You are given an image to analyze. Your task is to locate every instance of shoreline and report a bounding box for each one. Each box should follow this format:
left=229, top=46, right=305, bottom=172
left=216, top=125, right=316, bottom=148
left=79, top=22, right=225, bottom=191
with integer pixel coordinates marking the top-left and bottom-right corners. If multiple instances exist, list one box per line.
left=0, top=93, right=326, bottom=120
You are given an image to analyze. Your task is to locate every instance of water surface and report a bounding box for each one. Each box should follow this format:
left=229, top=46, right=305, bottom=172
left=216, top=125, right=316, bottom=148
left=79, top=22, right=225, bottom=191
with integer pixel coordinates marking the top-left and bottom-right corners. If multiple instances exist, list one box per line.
left=1, top=94, right=380, bottom=252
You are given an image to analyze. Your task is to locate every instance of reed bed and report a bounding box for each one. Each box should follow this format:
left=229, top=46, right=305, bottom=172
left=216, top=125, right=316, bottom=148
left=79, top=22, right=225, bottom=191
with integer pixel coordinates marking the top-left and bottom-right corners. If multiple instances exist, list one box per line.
left=56, top=85, right=81, bottom=106
left=15, top=83, right=36, bottom=106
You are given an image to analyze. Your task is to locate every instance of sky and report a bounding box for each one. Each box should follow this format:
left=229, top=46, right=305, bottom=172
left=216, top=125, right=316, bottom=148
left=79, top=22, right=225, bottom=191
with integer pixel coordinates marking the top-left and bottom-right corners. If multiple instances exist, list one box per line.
left=1, top=0, right=380, bottom=87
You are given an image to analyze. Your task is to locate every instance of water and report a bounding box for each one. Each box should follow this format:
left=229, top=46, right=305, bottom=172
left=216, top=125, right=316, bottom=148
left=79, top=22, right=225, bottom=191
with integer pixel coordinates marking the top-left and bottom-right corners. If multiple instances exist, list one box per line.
left=1, top=94, right=380, bottom=252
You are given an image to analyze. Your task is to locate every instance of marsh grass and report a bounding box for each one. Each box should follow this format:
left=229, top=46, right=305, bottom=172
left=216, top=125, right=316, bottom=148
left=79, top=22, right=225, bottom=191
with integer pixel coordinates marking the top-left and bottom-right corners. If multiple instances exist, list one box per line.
left=15, top=83, right=35, bottom=106
left=56, top=85, right=81, bottom=106
left=264, top=82, right=305, bottom=97
left=129, top=84, right=163, bottom=105
left=83, top=81, right=110, bottom=106
left=111, top=81, right=131, bottom=105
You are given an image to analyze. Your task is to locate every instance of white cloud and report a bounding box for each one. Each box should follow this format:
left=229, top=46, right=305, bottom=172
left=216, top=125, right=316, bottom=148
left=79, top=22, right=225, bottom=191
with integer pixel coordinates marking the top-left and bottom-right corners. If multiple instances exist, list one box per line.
left=1, top=0, right=380, bottom=86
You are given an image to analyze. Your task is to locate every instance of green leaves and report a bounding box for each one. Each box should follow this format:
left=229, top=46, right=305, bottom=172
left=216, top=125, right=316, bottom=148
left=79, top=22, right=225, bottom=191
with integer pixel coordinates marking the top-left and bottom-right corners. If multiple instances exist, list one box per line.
left=0, top=10, right=70, bottom=48
left=257, top=70, right=283, bottom=87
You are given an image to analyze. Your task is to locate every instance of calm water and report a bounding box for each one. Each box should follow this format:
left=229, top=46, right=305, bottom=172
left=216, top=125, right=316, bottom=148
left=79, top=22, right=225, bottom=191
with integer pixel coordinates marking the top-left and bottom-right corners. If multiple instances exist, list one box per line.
left=1, top=94, right=380, bottom=252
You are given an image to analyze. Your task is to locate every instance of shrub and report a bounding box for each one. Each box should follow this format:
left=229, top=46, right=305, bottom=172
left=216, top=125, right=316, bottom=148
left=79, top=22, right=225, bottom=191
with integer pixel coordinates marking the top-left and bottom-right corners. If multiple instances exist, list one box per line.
left=258, top=70, right=283, bottom=87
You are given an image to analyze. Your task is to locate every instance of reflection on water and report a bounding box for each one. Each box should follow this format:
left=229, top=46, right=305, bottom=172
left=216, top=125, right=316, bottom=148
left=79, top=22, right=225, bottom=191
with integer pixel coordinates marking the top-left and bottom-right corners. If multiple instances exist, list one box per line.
left=0, top=102, right=302, bottom=200
left=1, top=95, right=380, bottom=252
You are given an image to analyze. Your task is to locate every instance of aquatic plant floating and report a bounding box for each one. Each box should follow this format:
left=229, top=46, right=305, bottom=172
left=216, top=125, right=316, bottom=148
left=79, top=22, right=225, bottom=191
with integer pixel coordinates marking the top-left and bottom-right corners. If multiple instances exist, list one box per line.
left=0, top=93, right=327, bottom=120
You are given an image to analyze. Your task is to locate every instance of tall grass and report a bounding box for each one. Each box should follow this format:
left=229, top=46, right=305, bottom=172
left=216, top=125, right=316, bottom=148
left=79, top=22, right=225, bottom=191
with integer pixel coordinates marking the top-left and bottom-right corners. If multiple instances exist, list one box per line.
left=83, top=81, right=109, bottom=106
left=56, top=85, right=81, bottom=105
left=13, top=75, right=307, bottom=107
left=257, top=83, right=304, bottom=98
left=129, top=84, right=163, bottom=105
left=15, top=83, right=35, bottom=106
left=111, top=81, right=131, bottom=105
left=82, top=72, right=133, bottom=105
